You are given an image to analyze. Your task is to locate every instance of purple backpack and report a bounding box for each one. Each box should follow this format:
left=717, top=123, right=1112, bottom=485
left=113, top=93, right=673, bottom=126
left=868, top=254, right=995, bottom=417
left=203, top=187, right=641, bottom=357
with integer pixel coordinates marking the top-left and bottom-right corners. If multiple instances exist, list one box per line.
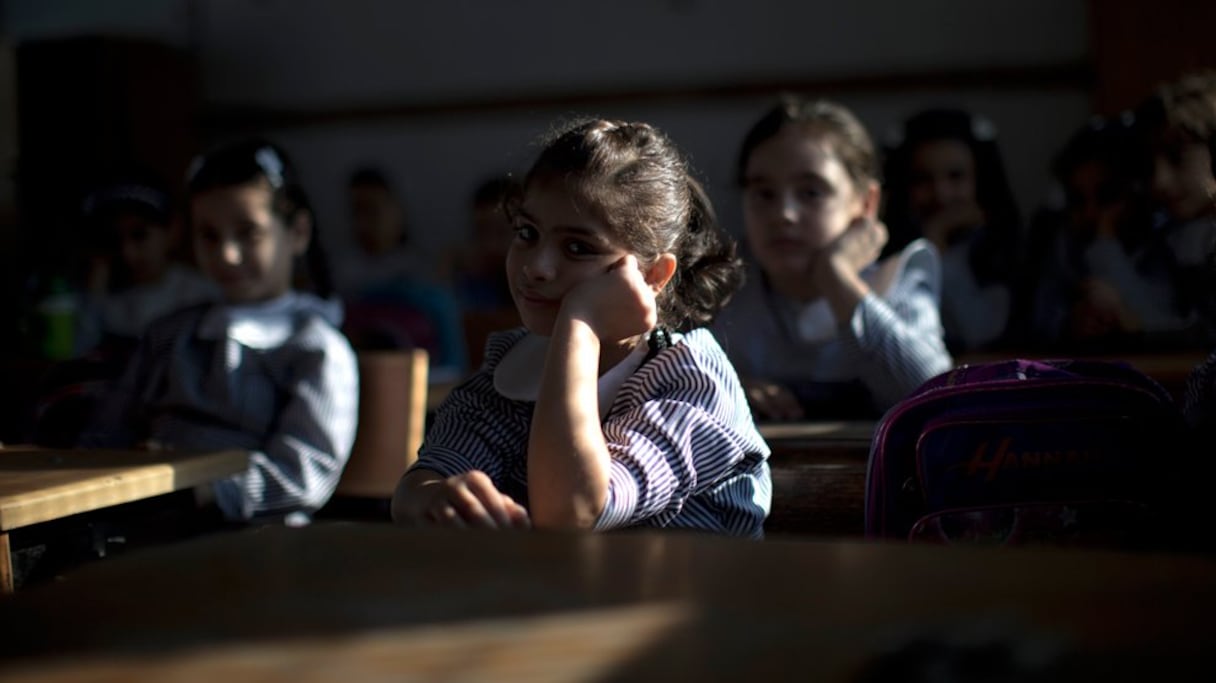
left=864, top=359, right=1189, bottom=548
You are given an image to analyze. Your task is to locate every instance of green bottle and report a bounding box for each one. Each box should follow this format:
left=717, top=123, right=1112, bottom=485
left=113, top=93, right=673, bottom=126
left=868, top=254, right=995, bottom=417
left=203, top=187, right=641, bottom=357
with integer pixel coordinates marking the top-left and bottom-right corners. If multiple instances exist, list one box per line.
left=37, top=277, right=77, bottom=360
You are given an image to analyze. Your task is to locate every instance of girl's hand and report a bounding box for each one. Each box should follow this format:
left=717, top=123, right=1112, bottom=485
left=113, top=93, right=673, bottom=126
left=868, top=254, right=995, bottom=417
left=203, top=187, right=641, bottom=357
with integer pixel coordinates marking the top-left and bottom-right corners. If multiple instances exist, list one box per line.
left=816, top=217, right=888, bottom=286
left=1069, top=277, right=1138, bottom=338
left=560, top=254, right=658, bottom=342
left=744, top=379, right=804, bottom=421
left=399, top=470, right=531, bottom=530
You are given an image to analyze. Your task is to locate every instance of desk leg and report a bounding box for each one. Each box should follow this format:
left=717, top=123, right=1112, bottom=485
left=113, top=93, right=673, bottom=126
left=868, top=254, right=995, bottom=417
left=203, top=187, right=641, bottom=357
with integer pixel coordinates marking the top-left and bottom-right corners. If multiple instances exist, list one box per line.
left=0, top=532, right=12, bottom=594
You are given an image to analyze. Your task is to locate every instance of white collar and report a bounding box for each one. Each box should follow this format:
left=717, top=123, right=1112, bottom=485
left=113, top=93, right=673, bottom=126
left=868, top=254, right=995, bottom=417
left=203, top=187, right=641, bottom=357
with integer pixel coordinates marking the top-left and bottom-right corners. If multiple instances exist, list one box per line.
left=197, top=291, right=342, bottom=349
left=494, top=333, right=653, bottom=419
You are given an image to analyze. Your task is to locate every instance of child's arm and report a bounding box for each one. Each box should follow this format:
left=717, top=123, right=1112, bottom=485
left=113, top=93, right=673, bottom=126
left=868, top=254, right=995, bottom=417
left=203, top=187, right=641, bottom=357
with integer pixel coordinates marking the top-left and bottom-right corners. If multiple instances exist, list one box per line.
left=390, top=358, right=532, bottom=529
left=210, top=326, right=359, bottom=521
left=1083, top=237, right=1191, bottom=333
left=847, top=242, right=954, bottom=409
left=595, top=339, right=766, bottom=532
left=938, top=243, right=1012, bottom=349
left=528, top=255, right=659, bottom=529
left=77, top=333, right=161, bottom=448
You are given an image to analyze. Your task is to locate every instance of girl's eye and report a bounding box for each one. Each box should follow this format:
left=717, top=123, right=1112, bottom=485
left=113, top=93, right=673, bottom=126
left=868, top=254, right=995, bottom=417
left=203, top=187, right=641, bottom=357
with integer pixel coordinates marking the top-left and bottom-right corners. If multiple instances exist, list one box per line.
left=564, top=240, right=597, bottom=257
left=798, top=186, right=827, bottom=202
left=240, top=224, right=268, bottom=243
left=747, top=187, right=777, bottom=203
left=513, top=223, right=538, bottom=242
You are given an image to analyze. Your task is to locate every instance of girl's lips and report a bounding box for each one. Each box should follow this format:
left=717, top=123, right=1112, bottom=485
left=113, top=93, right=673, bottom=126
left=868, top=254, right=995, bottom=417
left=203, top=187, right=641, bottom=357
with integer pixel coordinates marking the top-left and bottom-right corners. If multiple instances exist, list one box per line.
left=518, top=290, right=559, bottom=306
left=766, top=238, right=806, bottom=250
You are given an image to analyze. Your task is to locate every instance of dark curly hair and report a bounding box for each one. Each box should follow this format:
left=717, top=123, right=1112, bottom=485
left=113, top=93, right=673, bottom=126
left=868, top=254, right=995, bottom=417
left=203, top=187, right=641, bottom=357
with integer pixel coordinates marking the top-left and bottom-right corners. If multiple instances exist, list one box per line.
left=512, top=118, right=743, bottom=332
left=185, top=138, right=334, bottom=299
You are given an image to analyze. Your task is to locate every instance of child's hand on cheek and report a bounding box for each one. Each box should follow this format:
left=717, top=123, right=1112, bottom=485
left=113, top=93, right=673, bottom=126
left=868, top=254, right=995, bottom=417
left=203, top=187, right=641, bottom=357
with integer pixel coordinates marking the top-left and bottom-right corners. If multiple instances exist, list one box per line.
left=561, top=254, right=659, bottom=342
left=817, top=217, right=888, bottom=285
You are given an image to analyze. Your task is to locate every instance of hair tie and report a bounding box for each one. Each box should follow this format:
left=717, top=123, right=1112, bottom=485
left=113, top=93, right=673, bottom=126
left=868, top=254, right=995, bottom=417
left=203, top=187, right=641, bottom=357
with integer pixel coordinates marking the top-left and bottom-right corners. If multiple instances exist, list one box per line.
left=254, top=147, right=285, bottom=189
left=185, top=155, right=204, bottom=185
left=971, top=117, right=997, bottom=141
left=645, top=326, right=673, bottom=362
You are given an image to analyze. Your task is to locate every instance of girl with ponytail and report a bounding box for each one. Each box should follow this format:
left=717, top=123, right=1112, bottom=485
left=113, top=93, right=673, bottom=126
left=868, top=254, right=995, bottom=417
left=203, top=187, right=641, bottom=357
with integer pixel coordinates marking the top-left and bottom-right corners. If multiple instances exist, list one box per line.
left=392, top=118, right=771, bottom=536
left=714, top=97, right=953, bottom=420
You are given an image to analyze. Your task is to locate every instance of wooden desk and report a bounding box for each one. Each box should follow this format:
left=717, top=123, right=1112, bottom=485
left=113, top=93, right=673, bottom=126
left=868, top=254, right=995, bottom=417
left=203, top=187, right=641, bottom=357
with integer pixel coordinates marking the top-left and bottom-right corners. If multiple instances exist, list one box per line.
left=0, top=447, right=249, bottom=593
left=1, top=525, right=1214, bottom=681
left=761, top=421, right=875, bottom=538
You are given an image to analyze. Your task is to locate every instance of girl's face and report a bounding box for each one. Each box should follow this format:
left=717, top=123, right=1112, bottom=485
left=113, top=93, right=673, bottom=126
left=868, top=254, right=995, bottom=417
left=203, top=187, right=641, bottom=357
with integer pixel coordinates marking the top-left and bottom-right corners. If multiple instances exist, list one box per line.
left=191, top=180, right=309, bottom=304
left=114, top=214, right=172, bottom=285
left=907, top=139, right=978, bottom=219
left=505, top=178, right=632, bottom=336
left=1065, top=160, right=1126, bottom=236
left=742, top=124, right=873, bottom=279
left=350, top=184, right=405, bottom=255
left=1150, top=134, right=1216, bottom=222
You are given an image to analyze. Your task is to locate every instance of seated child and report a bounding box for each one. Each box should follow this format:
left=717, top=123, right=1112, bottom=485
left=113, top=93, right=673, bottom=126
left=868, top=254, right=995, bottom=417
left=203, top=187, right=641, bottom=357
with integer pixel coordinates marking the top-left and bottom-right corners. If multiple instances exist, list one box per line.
left=391, top=119, right=771, bottom=536
left=445, top=174, right=520, bottom=312
left=76, top=170, right=217, bottom=354
left=335, top=165, right=468, bottom=376
left=881, top=107, right=1024, bottom=352
left=713, top=97, right=953, bottom=420
left=80, top=139, right=359, bottom=525
left=1025, top=114, right=1153, bottom=350
left=1073, top=70, right=1216, bottom=349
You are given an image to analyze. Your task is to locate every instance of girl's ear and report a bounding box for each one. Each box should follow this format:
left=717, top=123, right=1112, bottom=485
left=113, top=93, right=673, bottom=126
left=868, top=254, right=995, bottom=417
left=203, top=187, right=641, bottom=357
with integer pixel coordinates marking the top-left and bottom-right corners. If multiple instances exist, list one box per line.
left=289, top=211, right=313, bottom=257
left=644, top=253, right=678, bottom=293
left=858, top=180, right=882, bottom=220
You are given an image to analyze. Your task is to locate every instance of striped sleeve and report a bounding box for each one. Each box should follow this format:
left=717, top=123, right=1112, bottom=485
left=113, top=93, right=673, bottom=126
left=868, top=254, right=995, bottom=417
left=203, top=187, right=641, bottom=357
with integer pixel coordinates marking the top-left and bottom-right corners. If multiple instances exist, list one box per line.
left=847, top=243, right=954, bottom=409
left=76, top=338, right=151, bottom=448
left=406, top=330, right=530, bottom=487
left=1184, top=350, right=1216, bottom=431
left=212, top=322, right=359, bottom=520
left=594, top=336, right=762, bottom=530
left=407, top=371, right=511, bottom=485
left=77, top=308, right=190, bottom=448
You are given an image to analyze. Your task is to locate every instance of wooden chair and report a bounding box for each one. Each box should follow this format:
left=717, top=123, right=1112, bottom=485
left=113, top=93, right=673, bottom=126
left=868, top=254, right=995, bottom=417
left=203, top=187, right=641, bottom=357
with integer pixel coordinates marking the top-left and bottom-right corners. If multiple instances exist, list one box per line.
left=329, top=349, right=429, bottom=512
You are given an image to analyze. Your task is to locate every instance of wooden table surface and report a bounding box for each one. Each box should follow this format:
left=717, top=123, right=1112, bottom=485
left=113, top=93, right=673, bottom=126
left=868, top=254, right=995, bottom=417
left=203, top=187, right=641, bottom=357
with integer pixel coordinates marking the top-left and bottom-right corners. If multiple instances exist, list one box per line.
left=759, top=419, right=876, bottom=444
left=1, top=524, right=1214, bottom=681
left=0, top=447, right=250, bottom=532
left=0, top=447, right=250, bottom=594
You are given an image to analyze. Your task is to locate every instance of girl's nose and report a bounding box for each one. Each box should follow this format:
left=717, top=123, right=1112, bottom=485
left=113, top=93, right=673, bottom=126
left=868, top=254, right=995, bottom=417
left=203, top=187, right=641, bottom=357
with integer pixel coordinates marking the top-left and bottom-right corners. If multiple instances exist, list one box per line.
left=779, top=189, right=800, bottom=224
left=221, top=240, right=242, bottom=266
left=522, top=249, right=555, bottom=281
left=1151, top=158, right=1175, bottom=194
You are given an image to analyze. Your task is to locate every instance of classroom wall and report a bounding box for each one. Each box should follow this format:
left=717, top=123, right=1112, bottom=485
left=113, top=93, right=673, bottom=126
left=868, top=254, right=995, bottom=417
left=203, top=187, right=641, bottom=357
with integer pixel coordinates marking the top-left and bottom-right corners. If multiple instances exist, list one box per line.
left=2, top=0, right=1093, bottom=265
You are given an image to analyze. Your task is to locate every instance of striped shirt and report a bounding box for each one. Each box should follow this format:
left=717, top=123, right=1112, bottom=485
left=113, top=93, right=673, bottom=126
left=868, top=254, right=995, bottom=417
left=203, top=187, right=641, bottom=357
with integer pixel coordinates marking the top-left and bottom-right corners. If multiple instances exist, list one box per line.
left=80, top=292, right=359, bottom=524
left=1184, top=348, right=1216, bottom=435
left=411, top=327, right=772, bottom=537
left=713, top=239, right=953, bottom=414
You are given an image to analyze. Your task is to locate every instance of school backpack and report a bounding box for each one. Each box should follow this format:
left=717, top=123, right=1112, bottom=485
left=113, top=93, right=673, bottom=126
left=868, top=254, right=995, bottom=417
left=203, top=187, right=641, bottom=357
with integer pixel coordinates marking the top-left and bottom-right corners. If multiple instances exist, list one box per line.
left=864, top=358, right=1192, bottom=549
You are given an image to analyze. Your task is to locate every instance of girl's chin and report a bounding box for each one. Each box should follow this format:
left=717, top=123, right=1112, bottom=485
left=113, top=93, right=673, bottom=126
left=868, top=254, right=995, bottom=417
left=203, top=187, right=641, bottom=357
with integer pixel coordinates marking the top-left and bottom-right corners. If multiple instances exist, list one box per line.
left=519, top=314, right=555, bottom=337
left=758, top=255, right=814, bottom=277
